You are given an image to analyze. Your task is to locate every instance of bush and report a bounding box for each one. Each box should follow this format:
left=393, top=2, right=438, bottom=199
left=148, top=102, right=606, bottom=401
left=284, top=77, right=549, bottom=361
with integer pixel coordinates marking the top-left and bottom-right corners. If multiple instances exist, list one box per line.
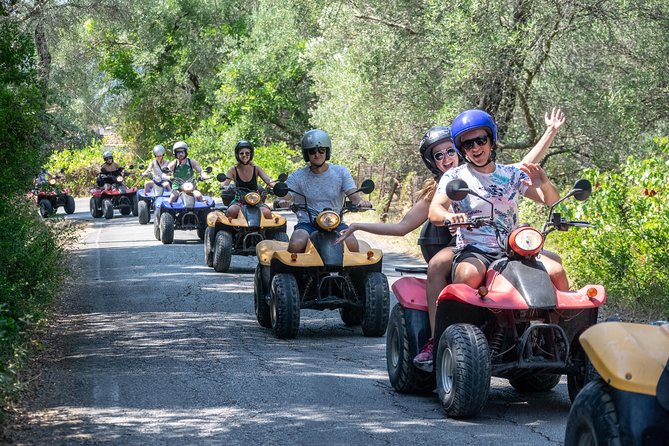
left=534, top=138, right=669, bottom=316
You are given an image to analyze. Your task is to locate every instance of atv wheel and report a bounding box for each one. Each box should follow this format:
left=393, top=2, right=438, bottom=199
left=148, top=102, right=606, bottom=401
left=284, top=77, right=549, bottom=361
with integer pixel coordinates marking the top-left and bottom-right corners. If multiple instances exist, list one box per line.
left=203, top=227, right=215, bottom=267
left=120, top=203, right=131, bottom=215
left=436, top=323, right=491, bottom=418
left=564, top=379, right=621, bottom=446
left=102, top=199, right=114, bottom=219
left=567, top=337, right=598, bottom=402
left=273, top=232, right=289, bottom=242
left=361, top=272, right=390, bottom=337
left=138, top=200, right=150, bottom=225
left=509, top=373, right=561, bottom=392
left=90, top=197, right=102, bottom=218
left=386, top=304, right=436, bottom=394
left=131, top=195, right=139, bottom=216
left=212, top=230, right=233, bottom=272
left=64, top=195, right=76, bottom=214
left=196, top=225, right=206, bottom=240
left=39, top=199, right=53, bottom=218
left=339, top=307, right=363, bottom=326
left=270, top=273, right=300, bottom=339
left=153, top=210, right=161, bottom=240
left=254, top=265, right=272, bottom=328
left=160, top=212, right=175, bottom=244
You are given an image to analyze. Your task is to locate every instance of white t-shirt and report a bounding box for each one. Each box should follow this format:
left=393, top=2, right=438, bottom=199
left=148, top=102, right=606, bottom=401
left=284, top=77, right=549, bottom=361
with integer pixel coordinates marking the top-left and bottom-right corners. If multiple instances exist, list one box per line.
left=436, top=163, right=529, bottom=253
left=286, top=164, right=356, bottom=223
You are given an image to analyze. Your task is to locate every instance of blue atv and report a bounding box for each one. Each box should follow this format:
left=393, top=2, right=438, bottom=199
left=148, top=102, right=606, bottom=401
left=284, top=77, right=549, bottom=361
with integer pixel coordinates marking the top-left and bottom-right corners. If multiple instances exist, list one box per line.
left=136, top=178, right=172, bottom=225
left=153, top=168, right=215, bottom=244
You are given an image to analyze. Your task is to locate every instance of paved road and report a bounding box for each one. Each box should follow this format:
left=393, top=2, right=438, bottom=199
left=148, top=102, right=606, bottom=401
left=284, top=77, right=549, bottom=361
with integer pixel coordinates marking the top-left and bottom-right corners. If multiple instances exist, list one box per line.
left=14, top=198, right=570, bottom=445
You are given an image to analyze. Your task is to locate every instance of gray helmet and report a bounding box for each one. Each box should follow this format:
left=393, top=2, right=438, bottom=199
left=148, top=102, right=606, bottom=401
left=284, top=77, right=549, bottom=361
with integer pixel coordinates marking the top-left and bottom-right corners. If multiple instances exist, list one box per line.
left=300, top=129, right=331, bottom=162
left=173, top=141, right=188, bottom=156
left=103, top=150, right=113, bottom=160
left=153, top=145, right=166, bottom=156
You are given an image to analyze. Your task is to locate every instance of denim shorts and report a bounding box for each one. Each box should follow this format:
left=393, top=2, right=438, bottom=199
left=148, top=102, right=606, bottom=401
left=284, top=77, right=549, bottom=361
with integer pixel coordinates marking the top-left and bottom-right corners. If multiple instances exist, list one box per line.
left=294, top=221, right=349, bottom=234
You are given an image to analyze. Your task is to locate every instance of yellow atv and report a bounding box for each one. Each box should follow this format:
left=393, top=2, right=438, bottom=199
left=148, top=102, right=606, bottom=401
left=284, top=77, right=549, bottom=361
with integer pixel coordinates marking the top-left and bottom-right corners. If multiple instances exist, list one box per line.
left=253, top=179, right=389, bottom=339
left=565, top=321, right=669, bottom=445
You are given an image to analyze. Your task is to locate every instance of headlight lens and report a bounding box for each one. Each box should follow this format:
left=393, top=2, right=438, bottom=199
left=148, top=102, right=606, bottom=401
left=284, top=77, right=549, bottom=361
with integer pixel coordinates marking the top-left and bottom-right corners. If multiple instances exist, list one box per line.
left=181, top=182, right=194, bottom=192
left=316, top=211, right=340, bottom=230
left=48, top=178, right=56, bottom=185
left=244, top=192, right=261, bottom=206
left=508, top=227, right=544, bottom=256
left=116, top=175, right=124, bottom=182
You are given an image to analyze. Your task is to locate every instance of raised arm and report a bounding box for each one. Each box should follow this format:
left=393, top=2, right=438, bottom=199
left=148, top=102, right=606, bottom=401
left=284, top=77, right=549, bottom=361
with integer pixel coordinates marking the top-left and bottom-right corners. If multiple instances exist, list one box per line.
left=520, top=107, right=565, bottom=165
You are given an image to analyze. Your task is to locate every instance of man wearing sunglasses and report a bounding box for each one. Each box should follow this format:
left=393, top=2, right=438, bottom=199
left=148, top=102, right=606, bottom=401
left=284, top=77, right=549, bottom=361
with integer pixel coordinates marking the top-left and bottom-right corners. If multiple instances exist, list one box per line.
left=280, top=129, right=371, bottom=253
left=428, top=109, right=568, bottom=293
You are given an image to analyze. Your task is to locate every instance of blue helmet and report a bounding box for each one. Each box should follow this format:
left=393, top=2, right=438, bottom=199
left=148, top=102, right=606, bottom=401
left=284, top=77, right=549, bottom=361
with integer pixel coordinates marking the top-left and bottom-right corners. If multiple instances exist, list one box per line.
left=418, top=126, right=457, bottom=177
left=450, top=109, right=498, bottom=151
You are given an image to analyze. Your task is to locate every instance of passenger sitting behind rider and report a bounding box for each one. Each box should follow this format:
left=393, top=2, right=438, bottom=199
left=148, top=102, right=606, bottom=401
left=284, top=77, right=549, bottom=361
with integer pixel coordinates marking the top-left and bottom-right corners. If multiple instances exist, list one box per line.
left=142, top=144, right=170, bottom=194
left=278, top=129, right=371, bottom=253
left=428, top=109, right=568, bottom=291
left=221, top=140, right=274, bottom=220
left=167, top=141, right=209, bottom=204
left=99, top=150, right=123, bottom=190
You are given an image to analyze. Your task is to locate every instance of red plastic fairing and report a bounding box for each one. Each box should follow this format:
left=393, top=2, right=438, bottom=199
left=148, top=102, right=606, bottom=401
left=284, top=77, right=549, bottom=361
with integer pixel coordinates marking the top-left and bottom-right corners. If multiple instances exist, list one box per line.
left=391, top=277, right=428, bottom=312
left=436, top=270, right=529, bottom=309
left=555, top=285, right=606, bottom=309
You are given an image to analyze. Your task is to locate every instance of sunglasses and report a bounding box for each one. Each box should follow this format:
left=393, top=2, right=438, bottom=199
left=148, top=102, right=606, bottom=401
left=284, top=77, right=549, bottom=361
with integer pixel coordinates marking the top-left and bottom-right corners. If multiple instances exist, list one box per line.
left=238, top=151, right=251, bottom=157
left=460, top=135, right=489, bottom=151
left=308, top=148, right=327, bottom=155
left=175, top=150, right=186, bottom=155
left=433, top=148, right=458, bottom=161
left=104, top=157, right=113, bottom=161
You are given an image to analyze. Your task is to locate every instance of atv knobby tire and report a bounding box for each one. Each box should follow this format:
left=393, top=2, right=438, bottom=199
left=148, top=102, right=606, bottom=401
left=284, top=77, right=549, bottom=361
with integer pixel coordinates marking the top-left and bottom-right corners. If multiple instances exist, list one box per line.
left=213, top=230, right=233, bottom=272
left=131, top=195, right=139, bottom=216
left=64, top=195, right=76, bottom=214
left=564, top=379, right=621, bottom=446
left=90, top=197, right=103, bottom=218
left=509, top=373, right=561, bottom=392
left=270, top=273, right=300, bottom=339
left=160, top=212, right=175, bottom=244
left=339, top=307, right=363, bottom=326
left=203, top=226, right=215, bottom=267
left=254, top=265, right=272, bottom=328
left=361, top=272, right=390, bottom=337
left=102, top=199, right=114, bottom=219
left=386, top=304, right=435, bottom=393
left=436, top=323, right=491, bottom=418
left=138, top=200, right=150, bottom=224
left=153, top=210, right=161, bottom=240
left=39, top=199, right=53, bottom=218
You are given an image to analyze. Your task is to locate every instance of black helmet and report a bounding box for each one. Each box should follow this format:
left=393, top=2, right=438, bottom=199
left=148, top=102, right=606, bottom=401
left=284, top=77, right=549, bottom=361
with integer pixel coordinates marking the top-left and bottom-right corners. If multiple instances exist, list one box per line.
left=234, top=140, right=254, bottom=163
left=300, top=129, right=331, bottom=162
left=418, top=126, right=457, bottom=176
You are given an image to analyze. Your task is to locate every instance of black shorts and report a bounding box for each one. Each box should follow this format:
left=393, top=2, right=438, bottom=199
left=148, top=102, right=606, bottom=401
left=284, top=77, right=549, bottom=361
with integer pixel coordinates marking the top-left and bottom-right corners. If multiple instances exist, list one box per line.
left=451, top=246, right=504, bottom=282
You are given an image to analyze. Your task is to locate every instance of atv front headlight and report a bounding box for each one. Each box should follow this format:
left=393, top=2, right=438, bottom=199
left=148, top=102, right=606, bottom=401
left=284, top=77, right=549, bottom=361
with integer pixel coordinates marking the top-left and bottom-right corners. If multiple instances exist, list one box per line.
left=116, top=175, right=124, bottom=182
left=244, top=192, right=261, bottom=206
left=508, top=227, right=544, bottom=257
left=49, top=178, right=56, bottom=185
left=316, top=210, right=340, bottom=231
left=181, top=182, right=194, bottom=192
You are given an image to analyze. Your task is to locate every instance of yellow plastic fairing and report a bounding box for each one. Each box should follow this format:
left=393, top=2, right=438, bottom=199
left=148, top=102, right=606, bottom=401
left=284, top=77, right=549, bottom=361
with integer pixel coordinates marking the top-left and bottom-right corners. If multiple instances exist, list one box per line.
left=579, top=322, right=669, bottom=396
left=343, top=240, right=383, bottom=266
left=214, top=210, right=286, bottom=229
left=207, top=210, right=226, bottom=227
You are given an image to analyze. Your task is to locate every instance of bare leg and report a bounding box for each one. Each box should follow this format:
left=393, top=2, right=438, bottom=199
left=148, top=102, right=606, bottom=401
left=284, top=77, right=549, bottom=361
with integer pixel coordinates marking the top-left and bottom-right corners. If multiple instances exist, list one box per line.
left=344, top=234, right=360, bottom=252
left=426, top=247, right=455, bottom=337
left=288, top=229, right=310, bottom=253
left=226, top=204, right=241, bottom=218
left=260, top=206, right=273, bottom=219
left=538, top=250, right=569, bottom=291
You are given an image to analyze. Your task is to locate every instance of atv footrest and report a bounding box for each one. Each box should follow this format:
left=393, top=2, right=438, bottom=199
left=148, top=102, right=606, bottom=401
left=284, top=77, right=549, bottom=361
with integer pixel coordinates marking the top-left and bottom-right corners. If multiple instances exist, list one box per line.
left=302, top=297, right=359, bottom=311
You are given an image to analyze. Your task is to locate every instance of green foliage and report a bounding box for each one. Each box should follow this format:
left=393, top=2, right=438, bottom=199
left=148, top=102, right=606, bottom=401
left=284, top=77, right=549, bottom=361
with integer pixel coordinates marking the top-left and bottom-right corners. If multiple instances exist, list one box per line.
left=542, top=139, right=669, bottom=315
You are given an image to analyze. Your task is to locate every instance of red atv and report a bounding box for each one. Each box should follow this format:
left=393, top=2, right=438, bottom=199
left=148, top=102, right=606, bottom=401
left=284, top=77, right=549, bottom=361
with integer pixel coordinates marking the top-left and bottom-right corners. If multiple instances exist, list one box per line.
left=386, top=178, right=606, bottom=418
left=30, top=171, right=76, bottom=217
left=89, top=166, right=139, bottom=219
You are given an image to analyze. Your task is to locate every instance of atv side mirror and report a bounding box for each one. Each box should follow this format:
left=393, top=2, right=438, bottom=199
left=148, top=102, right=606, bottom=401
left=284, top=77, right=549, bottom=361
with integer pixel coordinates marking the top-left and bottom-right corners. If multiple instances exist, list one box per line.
left=128, top=164, right=135, bottom=170
left=359, top=179, right=375, bottom=194
left=138, top=164, right=146, bottom=170
left=277, top=173, right=288, bottom=182
left=446, top=179, right=470, bottom=201
left=273, top=182, right=289, bottom=197
left=205, top=166, right=213, bottom=174
left=216, top=173, right=228, bottom=182
left=571, top=179, right=592, bottom=201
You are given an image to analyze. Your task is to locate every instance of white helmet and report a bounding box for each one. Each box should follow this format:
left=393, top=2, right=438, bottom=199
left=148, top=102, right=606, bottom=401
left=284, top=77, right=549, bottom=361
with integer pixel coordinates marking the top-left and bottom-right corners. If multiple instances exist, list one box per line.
left=103, top=150, right=113, bottom=160
left=173, top=141, right=188, bottom=156
left=153, top=145, right=166, bottom=156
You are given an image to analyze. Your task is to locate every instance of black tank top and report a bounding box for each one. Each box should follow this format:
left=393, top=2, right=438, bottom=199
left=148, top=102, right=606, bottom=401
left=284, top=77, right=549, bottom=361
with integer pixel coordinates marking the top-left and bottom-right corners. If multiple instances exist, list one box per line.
left=234, top=166, right=258, bottom=190
left=417, top=221, right=454, bottom=263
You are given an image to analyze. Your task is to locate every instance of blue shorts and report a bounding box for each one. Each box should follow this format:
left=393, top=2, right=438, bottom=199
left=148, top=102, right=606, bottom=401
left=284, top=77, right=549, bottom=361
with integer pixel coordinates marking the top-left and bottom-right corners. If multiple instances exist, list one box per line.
left=294, top=221, right=349, bottom=234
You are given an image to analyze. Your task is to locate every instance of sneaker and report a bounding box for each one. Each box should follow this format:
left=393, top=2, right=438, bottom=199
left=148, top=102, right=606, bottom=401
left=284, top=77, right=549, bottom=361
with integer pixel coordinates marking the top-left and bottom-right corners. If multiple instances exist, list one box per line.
left=413, top=338, right=434, bottom=372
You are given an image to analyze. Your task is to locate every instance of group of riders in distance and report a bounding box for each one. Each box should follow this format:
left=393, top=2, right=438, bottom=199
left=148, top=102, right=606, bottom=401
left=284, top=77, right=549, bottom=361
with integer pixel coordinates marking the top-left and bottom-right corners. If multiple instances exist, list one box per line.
left=31, top=108, right=669, bottom=442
